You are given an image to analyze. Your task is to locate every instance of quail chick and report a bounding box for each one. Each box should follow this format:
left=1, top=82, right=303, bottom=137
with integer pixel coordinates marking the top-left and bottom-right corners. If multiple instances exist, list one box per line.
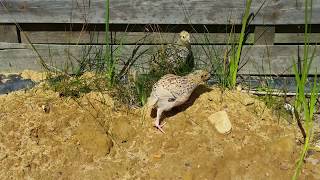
left=146, top=70, right=210, bottom=133
left=150, top=30, right=194, bottom=75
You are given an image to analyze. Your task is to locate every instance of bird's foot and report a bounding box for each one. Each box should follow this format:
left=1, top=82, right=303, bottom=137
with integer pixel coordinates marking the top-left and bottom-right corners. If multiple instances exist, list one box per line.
left=155, top=122, right=166, bottom=133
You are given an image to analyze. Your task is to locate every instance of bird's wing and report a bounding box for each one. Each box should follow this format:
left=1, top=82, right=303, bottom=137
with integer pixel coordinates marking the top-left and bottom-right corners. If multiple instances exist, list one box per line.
left=164, top=45, right=189, bottom=63
left=165, top=77, right=195, bottom=97
left=154, top=85, right=177, bottom=100
left=175, top=46, right=190, bottom=60
left=153, top=85, right=178, bottom=108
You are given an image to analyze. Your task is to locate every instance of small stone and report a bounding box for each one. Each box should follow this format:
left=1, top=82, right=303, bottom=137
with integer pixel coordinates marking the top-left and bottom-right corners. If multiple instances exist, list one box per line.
left=243, top=98, right=254, bottom=106
left=236, top=84, right=242, bottom=91
left=208, top=111, right=232, bottom=134
left=41, top=104, right=50, bottom=113
left=279, top=162, right=290, bottom=170
left=153, top=153, right=162, bottom=159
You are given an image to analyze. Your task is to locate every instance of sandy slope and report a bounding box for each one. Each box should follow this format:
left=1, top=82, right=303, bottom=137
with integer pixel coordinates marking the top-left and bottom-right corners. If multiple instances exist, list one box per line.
left=0, top=79, right=319, bottom=179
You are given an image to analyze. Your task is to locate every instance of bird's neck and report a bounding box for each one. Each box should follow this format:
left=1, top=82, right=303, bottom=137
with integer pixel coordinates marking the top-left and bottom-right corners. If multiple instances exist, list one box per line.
left=186, top=76, right=202, bottom=86
left=176, top=39, right=191, bottom=49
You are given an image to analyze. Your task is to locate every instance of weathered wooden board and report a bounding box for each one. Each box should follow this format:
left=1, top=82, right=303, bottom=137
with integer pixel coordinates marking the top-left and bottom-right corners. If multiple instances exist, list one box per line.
left=0, top=0, right=105, bottom=24
left=0, top=42, right=104, bottom=73
left=0, top=25, right=18, bottom=43
left=254, top=26, right=275, bottom=45
left=16, top=31, right=320, bottom=45
left=238, top=45, right=298, bottom=75
left=116, top=45, right=300, bottom=75
left=274, top=33, right=320, bottom=44
left=114, top=32, right=320, bottom=45
left=298, top=45, right=320, bottom=74
left=113, top=32, right=256, bottom=45
left=0, top=0, right=320, bottom=24
left=21, top=31, right=108, bottom=44
left=21, top=31, right=255, bottom=44
left=1, top=42, right=319, bottom=75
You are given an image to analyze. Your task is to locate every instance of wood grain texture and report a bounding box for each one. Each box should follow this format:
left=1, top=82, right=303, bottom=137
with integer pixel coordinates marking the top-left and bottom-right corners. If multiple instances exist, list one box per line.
left=0, top=0, right=105, bottom=23
left=1, top=42, right=319, bottom=75
left=0, top=42, right=103, bottom=73
left=21, top=31, right=108, bottom=44
left=91, top=45, right=319, bottom=75
left=298, top=45, right=320, bottom=74
left=274, top=33, right=320, bottom=44
left=0, top=0, right=319, bottom=24
left=19, top=31, right=256, bottom=44
left=238, top=45, right=298, bottom=75
left=116, top=45, right=299, bottom=75
left=113, top=32, right=255, bottom=45
left=254, top=26, right=275, bottom=45
left=17, top=31, right=320, bottom=45
left=0, top=25, right=18, bottom=43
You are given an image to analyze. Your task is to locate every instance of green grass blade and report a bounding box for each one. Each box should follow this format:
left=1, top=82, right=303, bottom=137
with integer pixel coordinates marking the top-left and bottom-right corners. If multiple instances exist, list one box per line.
left=229, top=0, right=252, bottom=88
left=292, top=0, right=317, bottom=179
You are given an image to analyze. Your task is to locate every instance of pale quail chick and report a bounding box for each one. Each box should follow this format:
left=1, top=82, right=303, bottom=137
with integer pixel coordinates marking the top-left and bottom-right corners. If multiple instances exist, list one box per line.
left=147, top=70, right=210, bottom=133
left=150, top=30, right=194, bottom=75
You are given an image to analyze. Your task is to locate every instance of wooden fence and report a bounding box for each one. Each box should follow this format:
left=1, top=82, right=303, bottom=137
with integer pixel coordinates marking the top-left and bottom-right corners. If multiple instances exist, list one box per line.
left=0, top=0, right=319, bottom=75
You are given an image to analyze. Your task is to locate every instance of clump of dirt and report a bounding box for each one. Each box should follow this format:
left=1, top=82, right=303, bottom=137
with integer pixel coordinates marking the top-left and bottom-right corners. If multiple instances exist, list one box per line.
left=0, top=72, right=319, bottom=179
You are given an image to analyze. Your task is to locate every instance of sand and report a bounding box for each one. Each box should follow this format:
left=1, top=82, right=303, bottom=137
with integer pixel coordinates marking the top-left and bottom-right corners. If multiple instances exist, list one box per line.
left=0, top=72, right=319, bottom=179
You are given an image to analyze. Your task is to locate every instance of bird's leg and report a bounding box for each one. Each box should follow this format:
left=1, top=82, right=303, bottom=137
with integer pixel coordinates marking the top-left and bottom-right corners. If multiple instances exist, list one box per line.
left=155, top=108, right=166, bottom=133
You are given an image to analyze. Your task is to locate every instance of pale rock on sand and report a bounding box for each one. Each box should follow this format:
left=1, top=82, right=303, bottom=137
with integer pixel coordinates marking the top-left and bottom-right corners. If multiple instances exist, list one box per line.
left=208, top=110, right=232, bottom=134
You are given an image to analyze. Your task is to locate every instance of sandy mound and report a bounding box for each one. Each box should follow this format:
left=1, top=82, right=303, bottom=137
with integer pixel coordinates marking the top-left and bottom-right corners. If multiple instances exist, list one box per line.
left=0, top=83, right=319, bottom=179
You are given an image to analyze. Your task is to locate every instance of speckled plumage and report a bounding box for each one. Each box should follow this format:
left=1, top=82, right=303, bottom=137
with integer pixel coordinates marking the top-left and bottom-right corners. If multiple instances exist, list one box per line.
left=150, top=31, right=194, bottom=75
left=147, top=70, right=210, bottom=133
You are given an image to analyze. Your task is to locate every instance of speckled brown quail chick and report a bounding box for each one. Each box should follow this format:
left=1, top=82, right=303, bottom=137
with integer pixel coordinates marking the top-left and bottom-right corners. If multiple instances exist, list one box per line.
left=146, top=70, right=210, bottom=133
left=150, top=30, right=194, bottom=75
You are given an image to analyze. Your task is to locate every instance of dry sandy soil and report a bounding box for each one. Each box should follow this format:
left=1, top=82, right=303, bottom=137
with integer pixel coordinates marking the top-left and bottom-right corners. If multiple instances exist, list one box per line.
left=0, top=71, right=319, bottom=180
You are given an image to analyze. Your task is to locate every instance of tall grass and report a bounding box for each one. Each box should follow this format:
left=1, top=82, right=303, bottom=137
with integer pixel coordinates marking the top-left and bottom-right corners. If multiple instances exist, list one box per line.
left=292, top=0, right=319, bottom=179
left=104, top=0, right=116, bottom=87
left=228, top=0, right=252, bottom=88
left=199, top=0, right=254, bottom=89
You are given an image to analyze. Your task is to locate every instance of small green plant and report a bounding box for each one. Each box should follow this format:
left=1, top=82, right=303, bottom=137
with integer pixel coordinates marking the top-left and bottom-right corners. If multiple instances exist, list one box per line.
left=131, top=69, right=163, bottom=106
left=228, top=0, right=252, bottom=88
left=134, top=74, right=150, bottom=105
left=199, top=0, right=254, bottom=89
left=104, top=0, right=116, bottom=87
left=47, top=73, right=107, bottom=98
left=256, top=86, right=292, bottom=121
left=48, top=76, right=88, bottom=98
left=292, top=0, right=319, bottom=179
left=199, top=27, right=230, bottom=88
